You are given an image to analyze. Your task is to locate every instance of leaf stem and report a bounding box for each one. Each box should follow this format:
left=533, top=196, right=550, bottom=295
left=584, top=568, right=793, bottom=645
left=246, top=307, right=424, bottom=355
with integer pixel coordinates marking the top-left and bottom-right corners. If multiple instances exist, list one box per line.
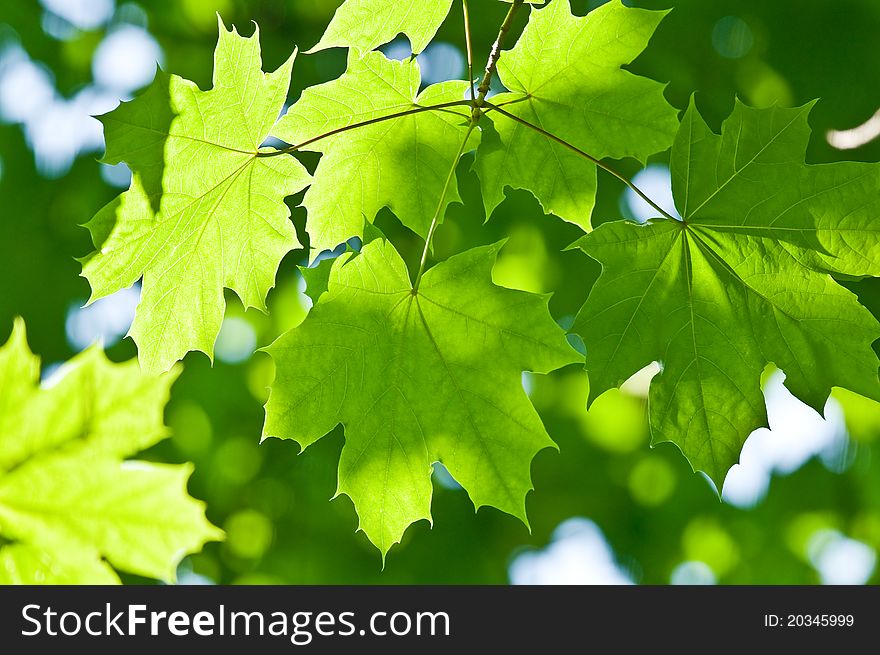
left=472, top=0, right=524, bottom=122
left=490, top=95, right=529, bottom=110
left=257, top=100, right=473, bottom=158
left=462, top=0, right=475, bottom=101
left=413, top=125, right=477, bottom=292
left=484, top=101, right=679, bottom=222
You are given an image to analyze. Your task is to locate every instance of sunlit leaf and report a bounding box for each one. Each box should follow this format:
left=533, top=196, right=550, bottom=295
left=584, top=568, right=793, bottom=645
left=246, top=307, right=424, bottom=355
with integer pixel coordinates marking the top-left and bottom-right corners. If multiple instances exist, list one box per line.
left=0, top=318, right=222, bottom=584
left=263, top=239, right=580, bottom=555
left=309, top=0, right=455, bottom=55
left=573, top=100, right=880, bottom=484
left=273, top=51, right=475, bottom=256
left=82, top=19, right=310, bottom=374
left=475, top=0, right=679, bottom=229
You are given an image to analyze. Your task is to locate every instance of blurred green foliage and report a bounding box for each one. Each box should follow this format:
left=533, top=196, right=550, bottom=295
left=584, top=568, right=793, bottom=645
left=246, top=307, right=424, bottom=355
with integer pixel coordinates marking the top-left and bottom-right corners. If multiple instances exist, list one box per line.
left=1, top=0, right=879, bottom=584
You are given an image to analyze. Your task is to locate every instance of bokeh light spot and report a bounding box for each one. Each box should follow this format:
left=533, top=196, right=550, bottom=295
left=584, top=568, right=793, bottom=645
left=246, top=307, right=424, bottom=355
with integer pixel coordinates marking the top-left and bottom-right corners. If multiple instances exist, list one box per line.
left=418, top=42, right=465, bottom=85
left=670, top=561, right=717, bottom=585
left=623, top=164, right=679, bottom=224
left=213, top=437, right=263, bottom=486
left=64, top=284, right=140, bottom=351
left=0, top=50, right=55, bottom=124
left=224, top=510, right=274, bottom=560
left=492, top=223, right=555, bottom=294
left=628, top=456, right=676, bottom=506
left=432, top=462, right=463, bottom=491
left=92, top=25, right=163, bottom=95
left=215, top=317, right=258, bottom=365
left=100, top=162, right=132, bottom=188
left=723, top=370, right=849, bottom=508
left=168, top=401, right=214, bottom=459
left=182, top=0, right=234, bottom=31
left=583, top=388, right=647, bottom=454
left=711, top=16, right=754, bottom=59
left=510, top=518, right=634, bottom=585
left=682, top=518, right=739, bottom=577
left=40, top=0, right=115, bottom=31
left=807, top=529, right=876, bottom=585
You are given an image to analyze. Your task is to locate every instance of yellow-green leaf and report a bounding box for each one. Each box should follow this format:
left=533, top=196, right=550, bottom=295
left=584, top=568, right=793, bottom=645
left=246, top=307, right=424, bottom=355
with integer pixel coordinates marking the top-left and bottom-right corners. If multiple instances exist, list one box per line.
left=0, top=318, right=222, bottom=584
left=82, top=19, right=310, bottom=374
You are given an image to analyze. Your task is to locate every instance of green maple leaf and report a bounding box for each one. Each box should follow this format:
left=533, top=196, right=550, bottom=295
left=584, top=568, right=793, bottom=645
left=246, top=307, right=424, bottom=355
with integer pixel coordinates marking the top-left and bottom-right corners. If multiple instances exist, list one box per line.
left=475, top=0, right=679, bottom=230
left=0, top=319, right=222, bottom=584
left=309, top=1, right=543, bottom=55
left=573, top=100, right=880, bottom=485
left=263, top=239, right=580, bottom=555
left=273, top=51, right=476, bottom=257
left=81, top=19, right=310, bottom=374
left=309, top=0, right=454, bottom=55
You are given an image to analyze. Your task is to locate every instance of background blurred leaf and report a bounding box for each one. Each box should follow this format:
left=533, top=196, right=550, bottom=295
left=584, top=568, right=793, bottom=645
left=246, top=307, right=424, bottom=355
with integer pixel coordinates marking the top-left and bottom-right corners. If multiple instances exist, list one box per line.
left=0, top=319, right=221, bottom=584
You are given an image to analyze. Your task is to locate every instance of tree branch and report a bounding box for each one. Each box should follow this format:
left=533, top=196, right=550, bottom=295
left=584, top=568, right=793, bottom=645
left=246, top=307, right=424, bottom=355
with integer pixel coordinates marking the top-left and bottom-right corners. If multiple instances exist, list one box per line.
left=472, top=0, right=524, bottom=121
